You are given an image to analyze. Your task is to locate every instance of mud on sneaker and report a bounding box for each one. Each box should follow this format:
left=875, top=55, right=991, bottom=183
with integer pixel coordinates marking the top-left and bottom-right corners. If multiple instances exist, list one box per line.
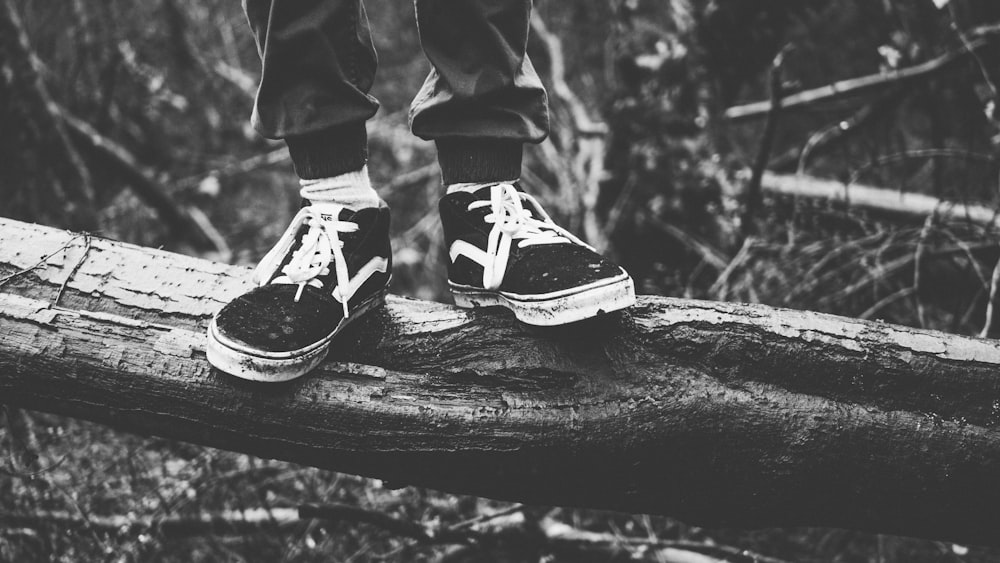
left=440, top=183, right=635, bottom=326
left=207, top=203, right=391, bottom=382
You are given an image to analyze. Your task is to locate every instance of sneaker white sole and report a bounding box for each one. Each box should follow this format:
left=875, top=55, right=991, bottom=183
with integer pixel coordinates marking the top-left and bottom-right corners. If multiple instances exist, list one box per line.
left=206, top=290, right=386, bottom=383
left=450, top=275, right=636, bottom=326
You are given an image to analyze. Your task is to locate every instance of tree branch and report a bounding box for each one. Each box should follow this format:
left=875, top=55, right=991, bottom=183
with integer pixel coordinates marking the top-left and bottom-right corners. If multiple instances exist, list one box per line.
left=755, top=171, right=1000, bottom=227
left=54, top=105, right=231, bottom=260
left=0, top=0, right=96, bottom=226
left=724, top=36, right=995, bottom=122
left=530, top=12, right=610, bottom=250
left=743, top=47, right=788, bottom=233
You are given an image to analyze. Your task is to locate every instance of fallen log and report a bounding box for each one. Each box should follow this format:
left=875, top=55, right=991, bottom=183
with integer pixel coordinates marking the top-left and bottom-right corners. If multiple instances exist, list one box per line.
left=2, top=217, right=1000, bottom=546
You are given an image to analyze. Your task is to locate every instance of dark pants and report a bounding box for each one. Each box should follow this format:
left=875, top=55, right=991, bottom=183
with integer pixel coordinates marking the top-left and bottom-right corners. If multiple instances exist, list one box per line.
left=243, top=0, right=550, bottom=184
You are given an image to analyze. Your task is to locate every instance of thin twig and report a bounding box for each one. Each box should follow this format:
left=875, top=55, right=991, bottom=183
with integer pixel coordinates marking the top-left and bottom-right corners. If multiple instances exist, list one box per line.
left=859, top=287, right=917, bottom=320
left=0, top=234, right=84, bottom=289
left=744, top=46, right=789, bottom=233
left=54, top=233, right=92, bottom=307
left=913, top=214, right=936, bottom=328
left=957, top=286, right=987, bottom=333
left=791, top=90, right=905, bottom=175
left=213, top=59, right=257, bottom=100
left=50, top=474, right=113, bottom=550
left=826, top=243, right=995, bottom=306
left=448, top=504, right=525, bottom=531
left=297, top=504, right=475, bottom=545
left=3, top=407, right=39, bottom=472
left=604, top=176, right=638, bottom=240
left=382, top=162, right=440, bottom=194
left=947, top=8, right=999, bottom=103
left=648, top=218, right=729, bottom=272
left=939, top=226, right=992, bottom=291
left=981, top=251, right=1000, bottom=338
left=847, top=148, right=997, bottom=188
left=788, top=236, right=915, bottom=305
left=709, top=236, right=755, bottom=299
left=1, top=409, right=58, bottom=555
left=173, top=148, right=291, bottom=191
left=0, top=452, right=69, bottom=478
left=787, top=232, right=892, bottom=303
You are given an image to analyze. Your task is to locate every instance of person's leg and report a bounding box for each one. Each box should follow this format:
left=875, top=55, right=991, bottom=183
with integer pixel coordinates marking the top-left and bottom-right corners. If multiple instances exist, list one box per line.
left=412, top=0, right=635, bottom=325
left=246, top=0, right=375, bottom=179
left=410, top=0, right=548, bottom=185
left=246, top=0, right=381, bottom=207
left=207, top=0, right=391, bottom=381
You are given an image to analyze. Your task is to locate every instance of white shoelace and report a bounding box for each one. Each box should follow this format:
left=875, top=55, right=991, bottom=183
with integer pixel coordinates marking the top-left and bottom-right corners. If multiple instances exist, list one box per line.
left=258, top=206, right=359, bottom=317
left=470, top=183, right=589, bottom=290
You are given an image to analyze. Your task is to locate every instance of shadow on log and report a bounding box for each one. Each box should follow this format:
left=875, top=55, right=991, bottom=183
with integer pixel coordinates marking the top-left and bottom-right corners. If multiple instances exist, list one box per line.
left=1, top=217, right=1000, bottom=546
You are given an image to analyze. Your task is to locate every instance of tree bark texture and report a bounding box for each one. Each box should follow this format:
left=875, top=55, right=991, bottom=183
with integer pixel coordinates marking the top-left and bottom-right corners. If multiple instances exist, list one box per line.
left=2, top=217, right=1000, bottom=546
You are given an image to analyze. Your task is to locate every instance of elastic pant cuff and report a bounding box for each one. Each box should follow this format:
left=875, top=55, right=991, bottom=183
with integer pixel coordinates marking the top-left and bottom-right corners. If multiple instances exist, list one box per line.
left=285, top=123, right=368, bottom=180
left=436, top=138, right=522, bottom=185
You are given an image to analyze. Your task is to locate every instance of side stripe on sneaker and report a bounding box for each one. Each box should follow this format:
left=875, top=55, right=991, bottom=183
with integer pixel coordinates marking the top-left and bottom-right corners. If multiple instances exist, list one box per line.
left=332, top=256, right=389, bottom=304
left=449, top=240, right=491, bottom=269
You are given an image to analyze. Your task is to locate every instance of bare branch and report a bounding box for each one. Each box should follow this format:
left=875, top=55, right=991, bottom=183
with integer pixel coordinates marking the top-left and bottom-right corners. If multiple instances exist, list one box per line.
left=743, top=47, right=789, bottom=233
left=648, top=218, right=729, bottom=271
left=724, top=36, right=996, bottom=122
left=1, top=0, right=96, bottom=222
left=530, top=12, right=610, bottom=250
left=756, top=171, right=1000, bottom=228
left=981, top=252, right=1000, bottom=338
left=54, top=105, right=232, bottom=260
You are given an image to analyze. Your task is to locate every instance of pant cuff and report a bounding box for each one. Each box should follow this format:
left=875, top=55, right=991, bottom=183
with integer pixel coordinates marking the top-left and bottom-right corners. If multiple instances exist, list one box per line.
left=436, top=138, right=522, bottom=185
left=285, top=123, right=368, bottom=180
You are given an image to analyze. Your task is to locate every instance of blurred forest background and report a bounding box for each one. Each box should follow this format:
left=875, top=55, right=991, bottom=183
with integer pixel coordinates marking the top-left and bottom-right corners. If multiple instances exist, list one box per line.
left=2, top=0, right=1000, bottom=560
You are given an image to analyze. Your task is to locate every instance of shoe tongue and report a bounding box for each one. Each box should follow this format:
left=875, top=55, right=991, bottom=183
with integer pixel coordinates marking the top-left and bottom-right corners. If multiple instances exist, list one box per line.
left=468, top=182, right=522, bottom=200
left=282, top=203, right=348, bottom=289
left=308, top=202, right=353, bottom=222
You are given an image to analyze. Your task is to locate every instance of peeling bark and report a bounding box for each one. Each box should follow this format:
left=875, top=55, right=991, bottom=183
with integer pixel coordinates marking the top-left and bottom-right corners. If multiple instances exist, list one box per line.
left=2, top=217, right=1000, bottom=546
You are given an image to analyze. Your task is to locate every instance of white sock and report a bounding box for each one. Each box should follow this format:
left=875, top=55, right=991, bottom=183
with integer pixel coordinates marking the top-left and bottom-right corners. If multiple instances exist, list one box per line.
left=299, top=165, right=380, bottom=210
left=446, top=179, right=518, bottom=195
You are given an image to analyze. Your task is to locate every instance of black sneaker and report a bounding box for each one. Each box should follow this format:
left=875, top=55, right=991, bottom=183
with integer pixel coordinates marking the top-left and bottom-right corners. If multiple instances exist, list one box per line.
left=439, top=183, right=635, bottom=326
left=207, top=202, right=391, bottom=382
